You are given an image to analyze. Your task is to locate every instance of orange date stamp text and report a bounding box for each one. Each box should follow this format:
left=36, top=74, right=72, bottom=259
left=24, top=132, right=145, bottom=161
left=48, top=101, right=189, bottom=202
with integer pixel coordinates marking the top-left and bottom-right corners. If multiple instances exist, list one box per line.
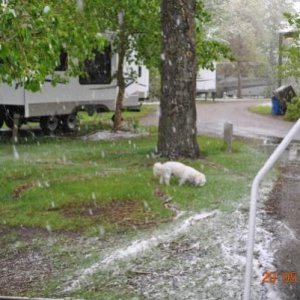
left=262, top=271, right=298, bottom=284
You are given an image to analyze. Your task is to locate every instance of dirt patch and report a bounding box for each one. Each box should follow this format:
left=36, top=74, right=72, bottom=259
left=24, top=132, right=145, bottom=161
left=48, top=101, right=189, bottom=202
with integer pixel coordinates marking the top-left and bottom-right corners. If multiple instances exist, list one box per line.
left=82, top=130, right=149, bottom=141
left=265, top=164, right=300, bottom=235
left=0, top=224, right=118, bottom=296
left=0, top=196, right=174, bottom=295
left=12, top=182, right=36, bottom=199
left=0, top=246, right=53, bottom=295
left=0, top=226, right=56, bottom=295
left=264, top=162, right=300, bottom=299
left=60, top=199, right=168, bottom=229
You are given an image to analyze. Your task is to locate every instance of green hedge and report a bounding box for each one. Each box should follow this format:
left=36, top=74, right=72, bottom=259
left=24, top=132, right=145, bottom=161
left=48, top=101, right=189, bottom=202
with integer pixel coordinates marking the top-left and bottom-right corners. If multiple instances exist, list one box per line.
left=285, top=96, right=300, bottom=121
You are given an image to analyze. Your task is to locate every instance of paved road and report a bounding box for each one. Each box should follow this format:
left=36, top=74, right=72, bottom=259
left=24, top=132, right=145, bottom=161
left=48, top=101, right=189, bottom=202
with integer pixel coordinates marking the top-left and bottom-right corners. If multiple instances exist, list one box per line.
left=142, top=99, right=300, bottom=140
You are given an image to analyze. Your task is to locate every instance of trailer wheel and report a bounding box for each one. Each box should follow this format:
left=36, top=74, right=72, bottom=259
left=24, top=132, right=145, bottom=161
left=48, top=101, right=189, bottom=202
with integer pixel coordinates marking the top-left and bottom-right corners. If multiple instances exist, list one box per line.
left=40, top=116, right=60, bottom=134
left=62, top=113, right=79, bottom=132
left=4, top=118, right=14, bottom=129
left=5, top=115, right=22, bottom=129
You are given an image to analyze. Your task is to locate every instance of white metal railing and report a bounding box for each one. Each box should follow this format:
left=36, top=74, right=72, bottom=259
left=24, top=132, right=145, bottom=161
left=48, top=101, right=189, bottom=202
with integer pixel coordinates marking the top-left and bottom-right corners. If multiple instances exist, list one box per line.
left=243, top=118, right=300, bottom=300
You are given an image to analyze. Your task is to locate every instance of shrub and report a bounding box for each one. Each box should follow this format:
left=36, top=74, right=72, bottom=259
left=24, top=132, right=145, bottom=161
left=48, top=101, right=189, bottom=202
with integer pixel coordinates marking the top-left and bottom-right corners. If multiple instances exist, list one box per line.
left=285, top=96, right=300, bottom=121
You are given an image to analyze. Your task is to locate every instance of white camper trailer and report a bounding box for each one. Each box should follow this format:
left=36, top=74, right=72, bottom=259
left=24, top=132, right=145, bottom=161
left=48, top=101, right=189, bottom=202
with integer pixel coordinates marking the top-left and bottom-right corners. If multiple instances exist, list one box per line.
left=196, top=67, right=216, bottom=100
left=0, top=46, right=149, bottom=133
left=124, top=61, right=149, bottom=111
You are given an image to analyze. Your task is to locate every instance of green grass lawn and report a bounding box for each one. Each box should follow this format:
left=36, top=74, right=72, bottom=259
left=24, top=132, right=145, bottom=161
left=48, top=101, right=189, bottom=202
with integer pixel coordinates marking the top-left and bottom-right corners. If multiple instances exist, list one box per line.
left=77, top=104, right=156, bottom=134
left=0, top=130, right=267, bottom=235
left=248, top=104, right=271, bottom=115
left=0, top=111, right=273, bottom=299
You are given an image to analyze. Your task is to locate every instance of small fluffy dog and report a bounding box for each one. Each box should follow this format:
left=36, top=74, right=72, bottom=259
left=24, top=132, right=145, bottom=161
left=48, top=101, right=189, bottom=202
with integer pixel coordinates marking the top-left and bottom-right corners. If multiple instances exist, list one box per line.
left=153, top=161, right=206, bottom=186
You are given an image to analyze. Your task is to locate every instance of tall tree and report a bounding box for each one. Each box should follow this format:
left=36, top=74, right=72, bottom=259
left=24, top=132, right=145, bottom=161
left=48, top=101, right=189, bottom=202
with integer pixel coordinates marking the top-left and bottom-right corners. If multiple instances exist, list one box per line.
left=279, top=12, right=300, bottom=81
left=158, top=0, right=200, bottom=159
left=264, top=0, right=298, bottom=88
left=157, top=0, right=230, bottom=159
left=208, top=0, right=296, bottom=97
left=86, top=0, right=160, bottom=131
left=217, top=0, right=267, bottom=98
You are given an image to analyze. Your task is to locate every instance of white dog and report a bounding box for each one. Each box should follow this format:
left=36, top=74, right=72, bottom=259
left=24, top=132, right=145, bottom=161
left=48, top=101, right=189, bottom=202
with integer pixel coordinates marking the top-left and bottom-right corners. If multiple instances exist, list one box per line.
left=153, top=161, right=206, bottom=186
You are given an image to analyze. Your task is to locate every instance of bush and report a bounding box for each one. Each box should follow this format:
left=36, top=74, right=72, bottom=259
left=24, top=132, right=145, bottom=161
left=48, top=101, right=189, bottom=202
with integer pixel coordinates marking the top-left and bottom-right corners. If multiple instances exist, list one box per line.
left=285, top=96, right=300, bottom=121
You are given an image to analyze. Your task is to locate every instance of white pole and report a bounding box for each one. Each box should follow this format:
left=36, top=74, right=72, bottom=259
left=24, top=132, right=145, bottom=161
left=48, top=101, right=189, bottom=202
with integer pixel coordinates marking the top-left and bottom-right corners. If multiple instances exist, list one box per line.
left=243, top=118, right=300, bottom=300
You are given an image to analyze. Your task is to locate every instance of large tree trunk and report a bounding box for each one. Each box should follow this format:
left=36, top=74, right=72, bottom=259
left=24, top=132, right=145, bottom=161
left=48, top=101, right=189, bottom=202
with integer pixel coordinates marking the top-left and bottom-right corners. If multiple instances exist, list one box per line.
left=158, top=0, right=200, bottom=159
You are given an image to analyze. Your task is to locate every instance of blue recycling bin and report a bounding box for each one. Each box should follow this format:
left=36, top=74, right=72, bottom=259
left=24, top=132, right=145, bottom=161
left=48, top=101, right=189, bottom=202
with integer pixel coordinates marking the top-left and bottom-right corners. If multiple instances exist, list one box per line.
left=271, top=96, right=282, bottom=115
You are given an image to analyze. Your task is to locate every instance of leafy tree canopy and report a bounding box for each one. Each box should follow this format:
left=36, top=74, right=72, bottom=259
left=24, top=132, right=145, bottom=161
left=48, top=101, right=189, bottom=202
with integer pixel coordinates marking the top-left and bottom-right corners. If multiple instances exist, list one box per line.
left=84, top=0, right=160, bottom=69
left=279, top=12, right=300, bottom=80
left=0, top=0, right=106, bottom=91
left=0, top=0, right=230, bottom=91
left=196, top=0, right=232, bottom=69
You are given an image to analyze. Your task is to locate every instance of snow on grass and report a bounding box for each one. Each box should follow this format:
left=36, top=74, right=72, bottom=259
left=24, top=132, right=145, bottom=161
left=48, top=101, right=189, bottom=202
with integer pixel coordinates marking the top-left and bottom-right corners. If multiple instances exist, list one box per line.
left=64, top=211, right=217, bottom=292
left=81, top=130, right=148, bottom=141
left=63, top=182, right=286, bottom=299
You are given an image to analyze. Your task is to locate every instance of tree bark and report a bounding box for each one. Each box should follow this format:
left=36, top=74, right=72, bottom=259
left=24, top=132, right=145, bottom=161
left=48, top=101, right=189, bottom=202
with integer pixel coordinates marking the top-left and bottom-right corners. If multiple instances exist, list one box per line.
left=113, top=13, right=127, bottom=132
left=113, top=45, right=126, bottom=132
left=158, top=0, right=200, bottom=159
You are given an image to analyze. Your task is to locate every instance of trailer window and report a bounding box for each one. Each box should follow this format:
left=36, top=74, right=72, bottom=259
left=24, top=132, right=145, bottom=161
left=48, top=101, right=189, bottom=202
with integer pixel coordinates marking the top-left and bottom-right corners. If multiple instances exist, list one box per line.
left=79, top=46, right=111, bottom=85
left=55, top=51, right=68, bottom=71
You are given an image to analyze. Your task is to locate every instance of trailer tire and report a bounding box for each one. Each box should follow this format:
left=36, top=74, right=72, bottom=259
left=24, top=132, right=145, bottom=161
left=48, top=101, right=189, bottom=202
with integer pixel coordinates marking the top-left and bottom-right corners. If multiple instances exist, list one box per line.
left=62, top=113, right=79, bottom=132
left=4, top=118, right=14, bottom=129
left=5, top=115, right=22, bottom=129
left=0, top=115, right=3, bottom=128
left=40, top=116, right=60, bottom=134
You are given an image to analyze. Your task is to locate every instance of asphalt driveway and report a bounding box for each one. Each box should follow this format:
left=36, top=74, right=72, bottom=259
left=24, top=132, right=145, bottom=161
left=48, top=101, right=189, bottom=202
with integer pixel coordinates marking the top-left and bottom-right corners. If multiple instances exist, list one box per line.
left=142, top=99, right=300, bottom=140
